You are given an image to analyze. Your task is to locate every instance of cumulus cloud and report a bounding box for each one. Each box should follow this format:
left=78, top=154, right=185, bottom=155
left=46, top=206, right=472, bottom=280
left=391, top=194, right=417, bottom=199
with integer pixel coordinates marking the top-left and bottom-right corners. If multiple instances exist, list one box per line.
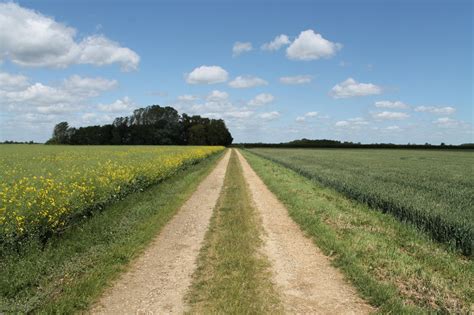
left=226, top=111, right=254, bottom=119
left=375, top=100, right=409, bottom=109
left=335, top=120, right=350, bottom=127
left=183, top=95, right=255, bottom=123
left=75, top=35, right=140, bottom=71
left=177, top=94, right=199, bottom=102
left=22, top=113, right=58, bottom=123
left=261, top=34, right=290, bottom=51
left=385, top=125, right=402, bottom=131
left=0, top=72, right=117, bottom=114
left=286, top=29, right=341, bottom=60
left=432, top=117, right=467, bottom=128
left=97, top=97, right=135, bottom=113
left=248, top=93, right=275, bottom=106
left=0, top=3, right=140, bottom=71
left=79, top=112, right=115, bottom=125
left=260, top=111, right=280, bottom=121
left=330, top=78, right=382, bottom=98
left=372, top=111, right=410, bottom=120
left=335, top=117, right=369, bottom=128
left=415, top=106, right=456, bottom=115
left=1, top=83, right=71, bottom=111
left=296, top=111, right=319, bottom=122
left=182, top=90, right=234, bottom=116
left=62, top=75, right=118, bottom=98
left=185, top=65, right=229, bottom=84
left=228, top=75, right=268, bottom=88
left=232, top=41, right=252, bottom=56
left=296, top=116, right=306, bottom=122
left=206, top=90, right=229, bottom=101
left=0, top=72, right=29, bottom=90
left=279, top=75, right=312, bottom=85
left=173, top=91, right=281, bottom=136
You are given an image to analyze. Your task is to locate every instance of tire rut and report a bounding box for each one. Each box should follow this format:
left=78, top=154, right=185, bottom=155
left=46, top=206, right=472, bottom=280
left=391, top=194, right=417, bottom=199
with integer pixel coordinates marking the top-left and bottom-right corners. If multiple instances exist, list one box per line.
left=236, top=149, right=374, bottom=314
left=91, top=150, right=231, bottom=314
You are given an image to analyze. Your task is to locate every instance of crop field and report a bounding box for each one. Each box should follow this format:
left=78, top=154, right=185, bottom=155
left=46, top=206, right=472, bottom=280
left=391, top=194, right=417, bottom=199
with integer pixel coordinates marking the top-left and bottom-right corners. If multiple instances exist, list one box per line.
left=0, top=145, right=223, bottom=245
left=248, top=148, right=474, bottom=255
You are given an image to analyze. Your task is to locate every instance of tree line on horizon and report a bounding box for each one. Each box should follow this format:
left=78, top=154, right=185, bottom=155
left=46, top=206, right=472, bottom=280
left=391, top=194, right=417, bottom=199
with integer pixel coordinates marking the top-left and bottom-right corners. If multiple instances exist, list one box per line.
left=46, top=105, right=233, bottom=146
left=233, top=138, right=474, bottom=149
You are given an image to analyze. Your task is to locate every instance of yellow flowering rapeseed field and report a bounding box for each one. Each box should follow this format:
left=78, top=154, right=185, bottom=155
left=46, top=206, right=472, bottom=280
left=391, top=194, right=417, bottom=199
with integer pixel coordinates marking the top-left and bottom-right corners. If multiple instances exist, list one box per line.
left=0, top=145, right=223, bottom=244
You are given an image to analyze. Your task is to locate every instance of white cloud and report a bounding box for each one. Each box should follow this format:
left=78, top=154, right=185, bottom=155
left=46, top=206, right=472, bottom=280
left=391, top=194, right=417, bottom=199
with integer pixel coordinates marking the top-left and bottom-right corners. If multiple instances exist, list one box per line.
left=335, top=120, right=349, bottom=127
left=296, top=116, right=306, bottom=122
left=372, top=111, right=410, bottom=120
left=432, top=117, right=467, bottom=128
left=98, top=97, right=134, bottom=113
left=226, top=111, right=254, bottom=119
left=330, top=78, right=382, bottom=98
left=184, top=90, right=233, bottom=115
left=206, top=90, right=229, bottom=101
left=260, top=111, right=280, bottom=121
left=229, top=75, right=268, bottom=88
left=36, top=104, right=77, bottom=114
left=385, top=125, right=402, bottom=131
left=62, top=75, right=118, bottom=98
left=189, top=103, right=229, bottom=114
left=296, top=111, right=319, bottom=123
left=232, top=41, right=252, bottom=56
left=261, top=34, right=290, bottom=51
left=286, top=29, right=341, bottom=60
left=80, top=112, right=115, bottom=125
left=335, top=117, right=369, bottom=128
left=0, top=3, right=140, bottom=71
left=178, top=94, right=199, bottom=102
left=185, top=65, right=229, bottom=84
left=279, top=75, right=312, bottom=85
left=0, top=72, right=117, bottom=114
left=76, top=35, right=140, bottom=71
left=375, top=100, right=409, bottom=109
left=415, top=106, right=456, bottom=115
left=248, top=93, right=275, bottom=106
left=0, top=72, right=29, bottom=90
left=1, top=83, right=71, bottom=109
left=22, top=113, right=58, bottom=123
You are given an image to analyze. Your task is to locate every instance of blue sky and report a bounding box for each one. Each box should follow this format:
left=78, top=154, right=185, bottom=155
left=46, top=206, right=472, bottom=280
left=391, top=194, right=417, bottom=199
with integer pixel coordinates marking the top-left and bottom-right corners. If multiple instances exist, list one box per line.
left=0, top=0, right=472, bottom=144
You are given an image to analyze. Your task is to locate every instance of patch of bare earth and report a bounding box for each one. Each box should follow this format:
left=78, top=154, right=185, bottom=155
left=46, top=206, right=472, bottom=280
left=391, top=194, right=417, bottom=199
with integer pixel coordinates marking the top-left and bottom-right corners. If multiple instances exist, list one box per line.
left=236, top=150, right=374, bottom=314
left=91, top=150, right=231, bottom=314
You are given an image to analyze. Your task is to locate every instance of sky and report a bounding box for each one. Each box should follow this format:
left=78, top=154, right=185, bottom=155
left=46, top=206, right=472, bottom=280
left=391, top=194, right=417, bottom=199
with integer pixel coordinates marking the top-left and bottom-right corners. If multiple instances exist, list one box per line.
left=0, top=0, right=472, bottom=144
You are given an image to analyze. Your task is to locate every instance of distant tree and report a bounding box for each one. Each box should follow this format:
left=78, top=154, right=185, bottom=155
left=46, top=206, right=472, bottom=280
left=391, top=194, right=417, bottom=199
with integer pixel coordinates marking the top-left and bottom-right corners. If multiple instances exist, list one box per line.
left=47, top=122, right=70, bottom=144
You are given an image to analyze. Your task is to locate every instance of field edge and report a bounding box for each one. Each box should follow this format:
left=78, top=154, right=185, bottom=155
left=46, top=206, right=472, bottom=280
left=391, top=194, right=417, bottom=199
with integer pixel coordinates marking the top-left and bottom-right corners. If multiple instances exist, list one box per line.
left=0, top=150, right=226, bottom=313
left=240, top=149, right=473, bottom=314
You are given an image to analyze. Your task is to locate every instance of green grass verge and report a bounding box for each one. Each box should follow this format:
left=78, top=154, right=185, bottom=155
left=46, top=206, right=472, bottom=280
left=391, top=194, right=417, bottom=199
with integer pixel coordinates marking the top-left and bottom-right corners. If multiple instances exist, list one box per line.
left=187, top=150, right=282, bottom=314
left=0, top=151, right=224, bottom=313
left=241, top=149, right=473, bottom=314
left=247, top=148, right=473, bottom=255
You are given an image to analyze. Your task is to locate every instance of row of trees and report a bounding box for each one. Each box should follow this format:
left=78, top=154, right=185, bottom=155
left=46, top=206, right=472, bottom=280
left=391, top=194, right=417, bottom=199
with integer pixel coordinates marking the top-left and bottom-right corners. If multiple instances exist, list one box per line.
left=47, top=105, right=233, bottom=146
left=235, top=138, right=474, bottom=149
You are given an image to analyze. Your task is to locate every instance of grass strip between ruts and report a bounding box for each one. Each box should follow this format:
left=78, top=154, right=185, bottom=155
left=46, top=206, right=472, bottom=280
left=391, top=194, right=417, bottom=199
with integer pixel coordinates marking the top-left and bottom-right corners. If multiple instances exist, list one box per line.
left=187, top=150, right=282, bottom=314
